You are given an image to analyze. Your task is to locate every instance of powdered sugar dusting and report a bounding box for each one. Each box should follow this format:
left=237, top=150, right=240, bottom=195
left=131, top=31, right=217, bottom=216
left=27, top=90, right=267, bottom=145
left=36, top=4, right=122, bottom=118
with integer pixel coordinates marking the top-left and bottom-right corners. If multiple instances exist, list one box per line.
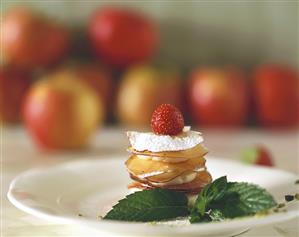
left=127, top=127, right=204, bottom=152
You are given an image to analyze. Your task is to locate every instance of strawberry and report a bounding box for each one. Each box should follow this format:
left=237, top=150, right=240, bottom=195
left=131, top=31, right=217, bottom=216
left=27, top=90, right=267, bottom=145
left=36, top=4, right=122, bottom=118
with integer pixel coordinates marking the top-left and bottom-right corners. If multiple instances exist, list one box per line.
left=151, top=104, right=184, bottom=135
left=241, top=146, right=274, bottom=167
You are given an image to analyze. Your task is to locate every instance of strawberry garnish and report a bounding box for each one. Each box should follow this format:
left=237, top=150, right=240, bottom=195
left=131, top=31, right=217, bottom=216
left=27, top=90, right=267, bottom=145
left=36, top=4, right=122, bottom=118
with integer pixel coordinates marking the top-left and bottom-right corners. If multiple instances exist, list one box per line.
left=151, top=104, right=184, bottom=135
left=241, top=146, right=274, bottom=167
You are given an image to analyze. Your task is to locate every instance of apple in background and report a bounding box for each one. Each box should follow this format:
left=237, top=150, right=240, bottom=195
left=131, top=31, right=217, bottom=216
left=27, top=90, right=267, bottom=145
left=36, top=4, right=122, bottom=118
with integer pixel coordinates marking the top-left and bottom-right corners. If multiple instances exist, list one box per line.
left=88, top=7, right=158, bottom=68
left=187, top=67, right=249, bottom=127
left=0, top=66, right=32, bottom=123
left=117, top=65, right=183, bottom=126
left=253, top=65, right=298, bottom=127
left=22, top=70, right=103, bottom=150
left=73, top=64, right=115, bottom=120
left=2, top=7, right=70, bottom=70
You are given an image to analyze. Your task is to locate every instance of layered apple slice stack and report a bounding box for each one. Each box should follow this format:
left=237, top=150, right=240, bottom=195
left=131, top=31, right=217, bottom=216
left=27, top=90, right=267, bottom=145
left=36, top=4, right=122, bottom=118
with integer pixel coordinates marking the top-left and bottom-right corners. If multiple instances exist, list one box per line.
left=125, top=103, right=212, bottom=195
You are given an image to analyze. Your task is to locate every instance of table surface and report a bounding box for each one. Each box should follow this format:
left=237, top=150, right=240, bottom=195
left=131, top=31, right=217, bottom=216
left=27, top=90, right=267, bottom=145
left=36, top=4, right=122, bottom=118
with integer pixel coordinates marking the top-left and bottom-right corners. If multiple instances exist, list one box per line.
left=2, top=126, right=299, bottom=237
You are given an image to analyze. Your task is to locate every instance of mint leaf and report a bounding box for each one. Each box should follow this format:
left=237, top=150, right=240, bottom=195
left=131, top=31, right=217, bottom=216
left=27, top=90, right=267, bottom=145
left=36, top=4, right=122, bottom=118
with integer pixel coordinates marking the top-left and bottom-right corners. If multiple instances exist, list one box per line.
left=200, top=176, right=228, bottom=202
left=104, top=176, right=277, bottom=223
left=211, top=182, right=277, bottom=218
left=104, top=189, right=189, bottom=222
left=190, top=176, right=227, bottom=223
left=190, top=177, right=277, bottom=223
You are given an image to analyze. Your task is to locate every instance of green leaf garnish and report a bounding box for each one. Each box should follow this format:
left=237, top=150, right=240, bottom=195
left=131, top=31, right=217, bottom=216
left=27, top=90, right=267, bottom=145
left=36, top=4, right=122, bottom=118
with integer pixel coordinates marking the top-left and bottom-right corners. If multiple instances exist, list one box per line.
left=190, top=176, right=227, bottom=222
left=210, top=182, right=277, bottom=218
left=103, top=176, right=277, bottom=223
left=241, top=147, right=258, bottom=164
left=190, top=176, right=277, bottom=223
left=103, top=189, right=189, bottom=222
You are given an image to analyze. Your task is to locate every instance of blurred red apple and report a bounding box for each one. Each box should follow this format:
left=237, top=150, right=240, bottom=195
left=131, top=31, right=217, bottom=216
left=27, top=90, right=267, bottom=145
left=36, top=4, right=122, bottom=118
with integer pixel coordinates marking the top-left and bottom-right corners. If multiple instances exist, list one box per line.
left=88, top=7, right=158, bottom=68
left=73, top=64, right=114, bottom=119
left=187, top=67, right=249, bottom=127
left=22, top=70, right=103, bottom=150
left=117, top=65, right=183, bottom=126
left=0, top=66, right=32, bottom=123
left=253, top=65, right=298, bottom=127
left=2, top=7, right=70, bottom=70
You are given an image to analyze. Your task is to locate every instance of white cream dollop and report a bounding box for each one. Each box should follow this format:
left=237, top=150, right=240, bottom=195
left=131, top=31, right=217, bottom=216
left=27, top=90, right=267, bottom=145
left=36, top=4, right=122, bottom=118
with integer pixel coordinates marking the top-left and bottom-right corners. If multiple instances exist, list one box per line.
left=127, top=126, right=204, bottom=152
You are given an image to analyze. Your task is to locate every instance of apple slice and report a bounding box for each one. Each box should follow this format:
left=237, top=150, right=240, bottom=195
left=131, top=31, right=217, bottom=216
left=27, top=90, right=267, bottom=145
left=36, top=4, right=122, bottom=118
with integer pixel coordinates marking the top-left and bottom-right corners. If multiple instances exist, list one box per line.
left=126, top=155, right=206, bottom=182
left=147, top=170, right=198, bottom=184
left=127, top=144, right=208, bottom=159
left=129, top=170, right=198, bottom=184
left=164, top=171, right=212, bottom=191
left=128, top=171, right=212, bottom=194
left=135, top=154, right=191, bottom=163
left=150, top=156, right=191, bottom=163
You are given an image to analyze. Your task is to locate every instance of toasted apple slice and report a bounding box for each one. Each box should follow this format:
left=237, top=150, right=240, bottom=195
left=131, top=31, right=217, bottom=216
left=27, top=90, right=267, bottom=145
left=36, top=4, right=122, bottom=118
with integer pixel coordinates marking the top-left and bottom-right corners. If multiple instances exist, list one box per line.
left=126, top=155, right=206, bottom=182
left=147, top=170, right=198, bottom=184
left=127, top=144, right=208, bottom=159
left=137, top=155, right=190, bottom=163
left=151, top=156, right=190, bottom=163
left=159, top=170, right=212, bottom=191
left=129, top=171, right=212, bottom=194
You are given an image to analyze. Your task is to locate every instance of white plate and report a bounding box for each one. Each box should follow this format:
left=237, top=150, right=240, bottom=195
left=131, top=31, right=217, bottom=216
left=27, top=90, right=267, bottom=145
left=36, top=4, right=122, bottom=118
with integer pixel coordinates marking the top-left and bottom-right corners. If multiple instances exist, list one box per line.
left=8, top=157, right=299, bottom=237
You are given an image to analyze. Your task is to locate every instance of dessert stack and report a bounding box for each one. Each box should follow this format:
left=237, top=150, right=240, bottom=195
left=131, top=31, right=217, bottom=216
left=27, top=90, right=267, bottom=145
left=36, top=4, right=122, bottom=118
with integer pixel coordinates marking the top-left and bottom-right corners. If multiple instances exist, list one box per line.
left=125, top=104, right=212, bottom=196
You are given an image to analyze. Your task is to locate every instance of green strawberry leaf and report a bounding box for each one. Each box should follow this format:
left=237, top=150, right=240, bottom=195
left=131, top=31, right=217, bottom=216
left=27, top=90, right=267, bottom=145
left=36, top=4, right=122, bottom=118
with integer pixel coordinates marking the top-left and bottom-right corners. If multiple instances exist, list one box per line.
left=241, top=147, right=258, bottom=164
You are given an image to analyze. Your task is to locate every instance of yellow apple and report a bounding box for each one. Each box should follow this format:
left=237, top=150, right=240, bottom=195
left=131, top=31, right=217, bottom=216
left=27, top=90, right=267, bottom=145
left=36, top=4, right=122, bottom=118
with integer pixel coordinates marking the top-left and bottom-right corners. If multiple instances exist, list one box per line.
left=117, top=65, right=183, bottom=127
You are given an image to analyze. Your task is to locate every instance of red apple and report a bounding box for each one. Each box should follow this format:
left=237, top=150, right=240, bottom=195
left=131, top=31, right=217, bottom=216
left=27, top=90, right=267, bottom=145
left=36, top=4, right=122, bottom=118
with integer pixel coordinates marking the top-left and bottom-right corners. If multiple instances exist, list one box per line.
left=88, top=7, right=158, bottom=68
left=253, top=65, right=298, bottom=127
left=0, top=65, right=32, bottom=123
left=22, top=70, right=104, bottom=150
left=117, top=65, right=183, bottom=126
left=187, top=67, right=249, bottom=127
left=2, top=7, right=70, bottom=70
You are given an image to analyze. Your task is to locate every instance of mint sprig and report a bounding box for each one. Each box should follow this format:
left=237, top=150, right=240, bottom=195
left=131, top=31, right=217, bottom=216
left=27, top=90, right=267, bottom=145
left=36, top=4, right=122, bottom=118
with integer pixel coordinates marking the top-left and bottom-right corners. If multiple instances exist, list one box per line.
left=103, top=176, right=277, bottom=223
left=190, top=176, right=228, bottom=223
left=215, top=182, right=277, bottom=217
left=190, top=176, right=277, bottom=223
left=104, top=189, right=189, bottom=222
